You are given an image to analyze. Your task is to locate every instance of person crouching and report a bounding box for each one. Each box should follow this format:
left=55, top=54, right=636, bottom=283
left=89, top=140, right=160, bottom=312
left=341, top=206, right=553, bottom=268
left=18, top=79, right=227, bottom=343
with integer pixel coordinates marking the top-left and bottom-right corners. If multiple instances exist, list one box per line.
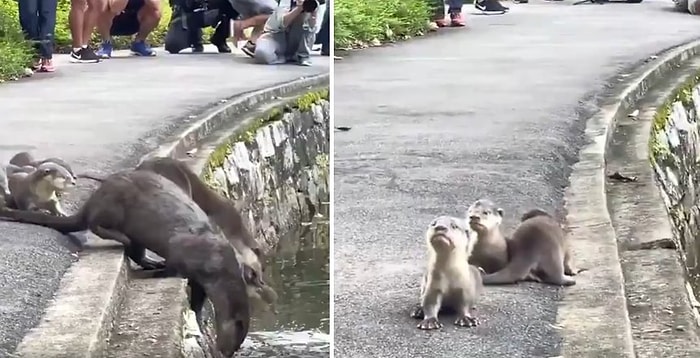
left=253, top=0, right=321, bottom=66
left=95, top=0, right=161, bottom=58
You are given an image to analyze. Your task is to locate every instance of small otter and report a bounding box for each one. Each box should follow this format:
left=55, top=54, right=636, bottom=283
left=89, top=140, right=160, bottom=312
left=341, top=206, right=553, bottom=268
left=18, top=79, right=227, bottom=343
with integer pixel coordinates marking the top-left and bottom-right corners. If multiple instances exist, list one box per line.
left=465, top=199, right=509, bottom=274
left=0, top=170, right=251, bottom=356
left=413, top=216, right=483, bottom=330
left=7, top=162, right=76, bottom=216
left=481, top=208, right=576, bottom=286
left=9, top=151, right=76, bottom=179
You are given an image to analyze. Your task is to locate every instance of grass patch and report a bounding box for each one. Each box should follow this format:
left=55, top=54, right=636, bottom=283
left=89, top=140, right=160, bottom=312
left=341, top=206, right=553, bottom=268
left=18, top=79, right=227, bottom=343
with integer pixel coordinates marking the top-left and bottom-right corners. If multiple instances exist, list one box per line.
left=334, top=0, right=431, bottom=50
left=0, top=0, right=34, bottom=81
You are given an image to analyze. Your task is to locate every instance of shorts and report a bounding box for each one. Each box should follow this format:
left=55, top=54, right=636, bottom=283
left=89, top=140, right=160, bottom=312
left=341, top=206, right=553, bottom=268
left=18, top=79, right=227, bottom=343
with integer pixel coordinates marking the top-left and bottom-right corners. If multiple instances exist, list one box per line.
left=229, top=0, right=276, bottom=18
left=111, top=0, right=146, bottom=36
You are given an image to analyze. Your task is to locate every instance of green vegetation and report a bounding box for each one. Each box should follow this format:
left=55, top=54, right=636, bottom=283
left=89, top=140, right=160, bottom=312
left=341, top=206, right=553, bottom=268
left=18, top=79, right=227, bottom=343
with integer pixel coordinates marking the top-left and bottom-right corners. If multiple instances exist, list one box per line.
left=334, top=0, right=431, bottom=50
left=204, top=88, right=330, bottom=181
left=0, top=0, right=34, bottom=81
left=649, top=72, right=700, bottom=163
left=0, top=0, right=215, bottom=81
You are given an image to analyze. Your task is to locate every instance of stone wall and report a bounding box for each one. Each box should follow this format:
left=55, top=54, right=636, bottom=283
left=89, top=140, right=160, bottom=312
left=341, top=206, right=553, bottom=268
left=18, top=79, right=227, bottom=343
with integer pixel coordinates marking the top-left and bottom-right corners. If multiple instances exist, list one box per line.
left=649, top=73, right=700, bottom=308
left=201, top=90, right=330, bottom=254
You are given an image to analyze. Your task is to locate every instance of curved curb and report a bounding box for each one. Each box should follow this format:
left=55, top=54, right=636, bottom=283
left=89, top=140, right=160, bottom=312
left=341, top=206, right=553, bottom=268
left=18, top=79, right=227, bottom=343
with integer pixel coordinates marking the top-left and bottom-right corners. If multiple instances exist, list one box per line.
left=558, top=39, right=700, bottom=357
left=11, top=73, right=330, bottom=358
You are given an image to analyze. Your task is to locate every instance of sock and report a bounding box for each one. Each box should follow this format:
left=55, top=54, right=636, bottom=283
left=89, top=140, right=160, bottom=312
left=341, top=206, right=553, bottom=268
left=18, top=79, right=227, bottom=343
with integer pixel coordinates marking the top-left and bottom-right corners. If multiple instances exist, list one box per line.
left=73, top=47, right=82, bottom=53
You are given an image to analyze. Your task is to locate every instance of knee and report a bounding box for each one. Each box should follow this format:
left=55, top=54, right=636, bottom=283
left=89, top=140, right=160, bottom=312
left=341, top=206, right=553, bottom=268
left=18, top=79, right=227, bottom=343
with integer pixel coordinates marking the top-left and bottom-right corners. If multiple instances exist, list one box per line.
left=253, top=44, right=276, bottom=65
left=70, top=0, right=88, bottom=12
left=87, top=0, right=109, bottom=13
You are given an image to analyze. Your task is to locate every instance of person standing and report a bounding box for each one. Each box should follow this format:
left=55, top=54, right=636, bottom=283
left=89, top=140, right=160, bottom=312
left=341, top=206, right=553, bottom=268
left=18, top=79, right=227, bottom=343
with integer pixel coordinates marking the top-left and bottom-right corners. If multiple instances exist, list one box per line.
left=68, top=0, right=107, bottom=63
left=432, top=0, right=467, bottom=27
left=17, top=0, right=59, bottom=72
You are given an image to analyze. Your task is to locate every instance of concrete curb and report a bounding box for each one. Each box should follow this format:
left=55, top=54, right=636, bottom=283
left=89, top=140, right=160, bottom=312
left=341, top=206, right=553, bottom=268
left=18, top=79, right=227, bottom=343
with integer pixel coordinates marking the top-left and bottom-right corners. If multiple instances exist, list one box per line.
left=11, top=73, right=330, bottom=358
left=558, top=39, right=700, bottom=357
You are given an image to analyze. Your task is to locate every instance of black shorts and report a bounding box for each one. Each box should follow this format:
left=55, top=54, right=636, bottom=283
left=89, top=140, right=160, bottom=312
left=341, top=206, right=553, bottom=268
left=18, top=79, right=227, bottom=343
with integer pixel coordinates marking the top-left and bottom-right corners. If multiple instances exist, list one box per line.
left=111, top=0, right=146, bottom=36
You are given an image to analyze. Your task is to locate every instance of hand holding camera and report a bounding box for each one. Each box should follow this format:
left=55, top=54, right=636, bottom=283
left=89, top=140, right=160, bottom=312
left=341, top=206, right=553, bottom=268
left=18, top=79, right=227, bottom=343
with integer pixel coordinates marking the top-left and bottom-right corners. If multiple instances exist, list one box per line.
left=302, top=0, right=321, bottom=12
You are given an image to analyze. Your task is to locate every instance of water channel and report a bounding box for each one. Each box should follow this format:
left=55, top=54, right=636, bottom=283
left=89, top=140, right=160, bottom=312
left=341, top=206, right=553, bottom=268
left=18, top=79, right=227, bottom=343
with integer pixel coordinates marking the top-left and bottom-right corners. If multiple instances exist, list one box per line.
left=238, top=202, right=330, bottom=357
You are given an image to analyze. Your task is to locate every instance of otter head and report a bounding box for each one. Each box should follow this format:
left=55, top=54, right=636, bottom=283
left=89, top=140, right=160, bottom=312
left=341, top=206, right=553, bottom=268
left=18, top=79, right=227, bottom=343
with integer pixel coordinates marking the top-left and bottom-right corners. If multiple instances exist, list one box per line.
left=520, top=208, right=552, bottom=222
left=36, top=162, right=76, bottom=190
left=465, top=199, right=503, bottom=234
left=426, top=216, right=470, bottom=254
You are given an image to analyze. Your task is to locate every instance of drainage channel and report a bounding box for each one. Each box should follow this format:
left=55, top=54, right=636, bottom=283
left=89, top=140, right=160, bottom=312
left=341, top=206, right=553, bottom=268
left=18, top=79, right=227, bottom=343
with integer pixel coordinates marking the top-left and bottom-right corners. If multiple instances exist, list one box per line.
left=238, top=203, right=330, bottom=357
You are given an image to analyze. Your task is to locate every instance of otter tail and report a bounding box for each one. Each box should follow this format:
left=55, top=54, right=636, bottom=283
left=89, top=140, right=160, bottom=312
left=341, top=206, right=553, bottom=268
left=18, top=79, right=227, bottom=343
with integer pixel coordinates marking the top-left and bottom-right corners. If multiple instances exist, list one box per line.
left=0, top=208, right=86, bottom=234
left=76, top=173, right=105, bottom=182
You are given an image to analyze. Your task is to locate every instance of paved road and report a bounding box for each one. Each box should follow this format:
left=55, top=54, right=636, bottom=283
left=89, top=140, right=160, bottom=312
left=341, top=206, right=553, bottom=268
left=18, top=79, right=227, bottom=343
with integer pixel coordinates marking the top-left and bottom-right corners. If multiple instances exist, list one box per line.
left=333, top=1, right=700, bottom=357
left=0, top=45, right=328, bottom=357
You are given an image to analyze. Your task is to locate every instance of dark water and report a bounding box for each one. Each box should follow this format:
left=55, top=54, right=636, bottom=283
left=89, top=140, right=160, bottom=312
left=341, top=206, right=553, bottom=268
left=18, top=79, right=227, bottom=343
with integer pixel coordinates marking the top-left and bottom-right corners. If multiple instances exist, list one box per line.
left=239, top=206, right=330, bottom=357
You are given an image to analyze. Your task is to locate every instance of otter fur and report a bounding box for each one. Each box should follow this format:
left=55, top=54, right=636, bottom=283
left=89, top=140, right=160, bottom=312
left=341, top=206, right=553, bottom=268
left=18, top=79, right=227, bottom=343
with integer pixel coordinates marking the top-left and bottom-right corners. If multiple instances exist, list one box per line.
left=0, top=169, right=251, bottom=356
left=79, top=157, right=277, bottom=306
left=7, top=162, right=76, bottom=216
left=480, top=208, right=576, bottom=286
left=413, top=216, right=483, bottom=330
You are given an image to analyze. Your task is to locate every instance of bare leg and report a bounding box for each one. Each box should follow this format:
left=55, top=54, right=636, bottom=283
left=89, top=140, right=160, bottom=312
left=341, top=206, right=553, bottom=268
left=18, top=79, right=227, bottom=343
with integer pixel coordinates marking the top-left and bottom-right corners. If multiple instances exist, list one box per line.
left=135, top=0, right=161, bottom=41
left=83, top=0, right=108, bottom=47
left=69, top=0, right=87, bottom=48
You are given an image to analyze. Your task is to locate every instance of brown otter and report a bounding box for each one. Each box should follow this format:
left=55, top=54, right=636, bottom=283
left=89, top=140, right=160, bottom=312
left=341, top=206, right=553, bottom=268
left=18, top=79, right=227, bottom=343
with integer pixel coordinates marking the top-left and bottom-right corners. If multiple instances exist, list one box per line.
left=7, top=162, right=76, bottom=216
left=0, top=170, right=251, bottom=356
left=79, top=157, right=276, bottom=306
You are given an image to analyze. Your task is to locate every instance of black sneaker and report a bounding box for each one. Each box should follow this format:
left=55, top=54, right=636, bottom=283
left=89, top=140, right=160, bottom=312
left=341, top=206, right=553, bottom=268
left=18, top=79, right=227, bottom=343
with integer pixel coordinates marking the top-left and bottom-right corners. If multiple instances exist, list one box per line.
left=70, top=47, right=101, bottom=63
left=475, top=0, right=509, bottom=12
left=210, top=36, right=232, bottom=53
left=192, top=44, right=205, bottom=53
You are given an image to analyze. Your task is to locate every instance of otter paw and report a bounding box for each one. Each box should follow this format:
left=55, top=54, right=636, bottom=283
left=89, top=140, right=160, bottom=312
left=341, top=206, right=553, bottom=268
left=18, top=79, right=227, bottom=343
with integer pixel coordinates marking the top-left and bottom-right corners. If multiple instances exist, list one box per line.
left=417, top=317, right=442, bottom=330
left=454, top=315, right=479, bottom=328
left=409, top=306, right=424, bottom=319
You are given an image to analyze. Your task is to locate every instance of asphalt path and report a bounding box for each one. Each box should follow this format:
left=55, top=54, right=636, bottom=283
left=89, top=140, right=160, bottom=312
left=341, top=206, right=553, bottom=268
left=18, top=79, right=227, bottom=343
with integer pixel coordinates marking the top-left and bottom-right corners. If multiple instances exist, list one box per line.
left=0, top=45, right=328, bottom=357
left=332, top=1, right=700, bottom=357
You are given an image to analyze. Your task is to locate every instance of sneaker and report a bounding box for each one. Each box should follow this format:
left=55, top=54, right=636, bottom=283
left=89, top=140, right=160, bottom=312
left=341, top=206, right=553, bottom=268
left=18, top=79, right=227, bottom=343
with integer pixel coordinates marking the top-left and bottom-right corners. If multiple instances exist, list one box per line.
left=131, top=40, right=156, bottom=56
left=70, top=47, right=101, bottom=63
left=38, top=58, right=55, bottom=73
left=241, top=41, right=256, bottom=58
left=32, top=58, right=42, bottom=71
left=435, top=17, right=450, bottom=27
left=475, top=0, right=509, bottom=12
left=298, top=57, right=312, bottom=66
left=96, top=41, right=113, bottom=59
left=450, top=12, right=466, bottom=26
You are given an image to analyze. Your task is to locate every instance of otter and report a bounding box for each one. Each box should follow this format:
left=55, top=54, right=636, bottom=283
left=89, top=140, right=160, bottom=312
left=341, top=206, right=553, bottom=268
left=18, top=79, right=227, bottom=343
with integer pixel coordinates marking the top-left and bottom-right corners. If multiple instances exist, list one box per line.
left=9, top=151, right=76, bottom=180
left=79, top=157, right=276, bottom=306
left=0, top=169, right=251, bottom=356
left=7, top=162, right=76, bottom=216
left=412, top=216, right=483, bottom=330
left=480, top=208, right=576, bottom=286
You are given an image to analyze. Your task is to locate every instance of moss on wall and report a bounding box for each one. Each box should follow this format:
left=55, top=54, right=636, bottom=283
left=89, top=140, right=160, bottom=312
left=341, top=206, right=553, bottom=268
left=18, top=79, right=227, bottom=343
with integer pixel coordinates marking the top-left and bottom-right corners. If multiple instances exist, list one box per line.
left=202, top=88, right=330, bottom=182
left=650, top=72, right=700, bottom=163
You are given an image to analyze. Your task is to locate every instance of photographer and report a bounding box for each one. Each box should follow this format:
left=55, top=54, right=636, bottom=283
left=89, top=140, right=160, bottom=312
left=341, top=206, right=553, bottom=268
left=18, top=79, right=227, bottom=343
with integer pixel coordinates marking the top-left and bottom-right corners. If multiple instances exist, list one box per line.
left=164, top=0, right=236, bottom=54
left=253, top=0, right=322, bottom=66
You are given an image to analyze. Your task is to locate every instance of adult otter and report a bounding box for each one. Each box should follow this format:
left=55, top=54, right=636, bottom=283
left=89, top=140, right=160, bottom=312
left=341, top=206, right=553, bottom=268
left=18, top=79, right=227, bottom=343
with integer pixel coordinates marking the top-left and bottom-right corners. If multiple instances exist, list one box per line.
left=413, top=216, right=483, bottom=330
left=0, top=170, right=250, bottom=356
left=79, top=157, right=276, bottom=305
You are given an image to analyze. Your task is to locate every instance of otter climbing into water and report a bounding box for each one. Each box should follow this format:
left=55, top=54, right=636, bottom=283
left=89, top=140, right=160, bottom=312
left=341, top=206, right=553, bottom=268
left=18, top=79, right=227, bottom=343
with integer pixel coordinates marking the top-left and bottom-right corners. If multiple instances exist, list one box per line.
left=412, top=216, right=483, bottom=330
left=79, top=157, right=277, bottom=306
left=0, top=170, right=251, bottom=356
